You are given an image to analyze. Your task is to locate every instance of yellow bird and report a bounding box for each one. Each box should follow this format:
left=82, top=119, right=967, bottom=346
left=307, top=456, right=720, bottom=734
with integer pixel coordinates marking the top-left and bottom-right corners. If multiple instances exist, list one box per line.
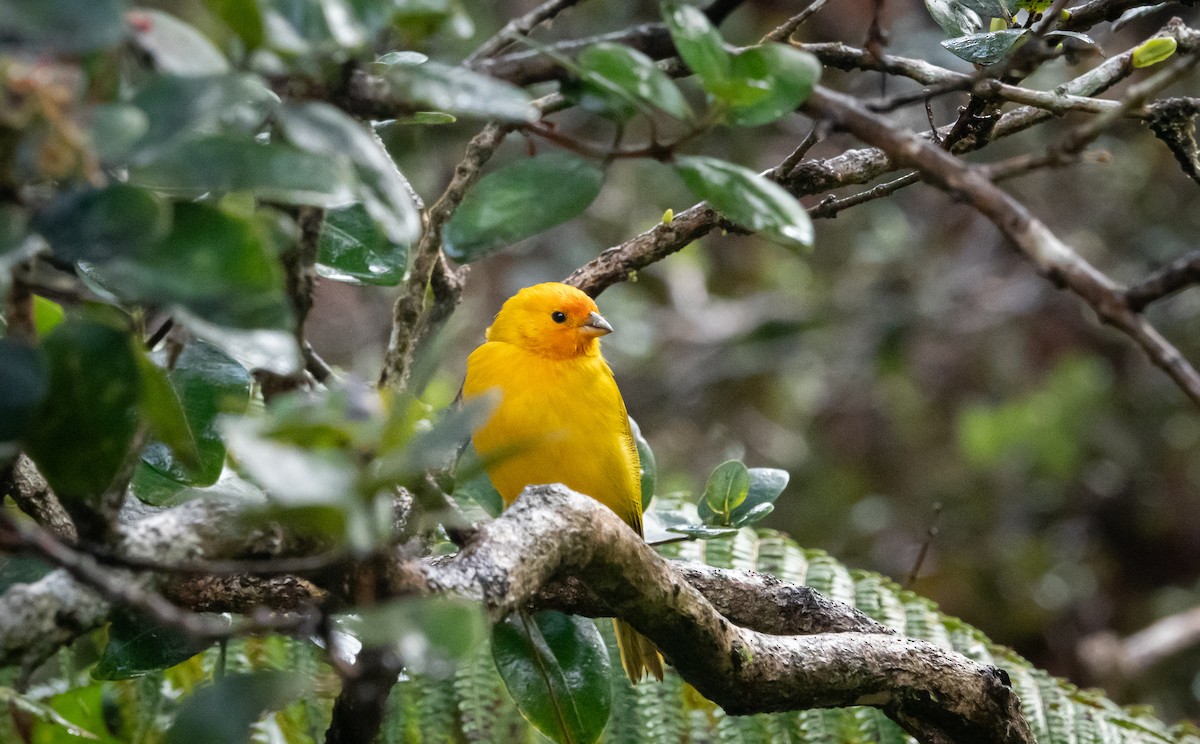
left=463, top=282, right=664, bottom=684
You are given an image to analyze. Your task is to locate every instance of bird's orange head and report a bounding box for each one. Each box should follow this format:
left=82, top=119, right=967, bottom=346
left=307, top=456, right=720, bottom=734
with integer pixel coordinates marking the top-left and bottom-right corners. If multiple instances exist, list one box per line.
left=486, top=282, right=613, bottom=359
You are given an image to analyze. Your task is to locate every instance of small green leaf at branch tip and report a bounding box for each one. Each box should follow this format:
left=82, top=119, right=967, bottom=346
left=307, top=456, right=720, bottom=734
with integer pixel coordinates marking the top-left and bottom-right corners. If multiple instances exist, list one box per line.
left=1131, top=37, right=1177, bottom=68
left=702, top=459, right=751, bottom=523
left=733, top=501, right=774, bottom=526
left=492, top=611, right=612, bottom=744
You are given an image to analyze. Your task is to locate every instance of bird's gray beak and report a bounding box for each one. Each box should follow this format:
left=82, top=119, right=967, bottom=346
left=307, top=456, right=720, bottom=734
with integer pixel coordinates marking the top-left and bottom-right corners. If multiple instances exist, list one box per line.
left=580, top=311, right=613, bottom=337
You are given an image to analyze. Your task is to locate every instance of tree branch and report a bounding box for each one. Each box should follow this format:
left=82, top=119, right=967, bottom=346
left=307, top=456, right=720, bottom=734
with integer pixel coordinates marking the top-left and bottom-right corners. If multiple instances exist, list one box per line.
left=393, top=485, right=1033, bottom=744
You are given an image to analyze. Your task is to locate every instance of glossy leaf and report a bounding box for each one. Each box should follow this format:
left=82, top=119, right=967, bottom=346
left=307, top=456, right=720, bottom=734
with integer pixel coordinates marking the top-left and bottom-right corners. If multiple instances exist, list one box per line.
left=174, top=311, right=302, bottom=375
left=0, top=338, right=47, bottom=442
left=317, top=202, right=408, bottom=285
left=80, top=203, right=291, bottom=330
left=955, top=0, right=1012, bottom=20
left=164, top=672, right=306, bottom=744
left=731, top=467, right=789, bottom=524
left=23, top=315, right=141, bottom=499
left=341, top=597, right=485, bottom=674
left=224, top=421, right=358, bottom=509
left=93, top=610, right=218, bottom=680
left=629, top=417, right=656, bottom=510
left=0, top=0, right=126, bottom=53
left=941, top=29, right=1029, bottom=65
left=444, top=154, right=604, bottom=262
left=136, top=353, right=200, bottom=471
left=924, top=0, right=983, bottom=37
left=700, top=459, right=751, bottom=523
left=673, top=155, right=813, bottom=249
left=128, top=9, right=231, bottom=76
left=25, top=683, right=113, bottom=743
left=32, top=296, right=65, bottom=337
left=725, top=44, right=821, bottom=127
left=732, top=501, right=775, bottom=526
left=280, top=102, right=421, bottom=245
left=131, top=135, right=355, bottom=207
left=34, top=184, right=171, bottom=264
left=131, top=74, right=279, bottom=154
left=574, top=43, right=692, bottom=121
left=140, top=339, right=251, bottom=489
left=661, top=1, right=732, bottom=95
left=665, top=523, right=740, bottom=539
left=492, top=611, right=612, bottom=744
left=375, top=53, right=537, bottom=122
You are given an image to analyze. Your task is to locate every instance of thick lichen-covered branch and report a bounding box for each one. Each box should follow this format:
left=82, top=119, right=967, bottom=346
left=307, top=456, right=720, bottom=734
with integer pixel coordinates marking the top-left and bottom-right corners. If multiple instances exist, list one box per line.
left=394, top=485, right=1032, bottom=744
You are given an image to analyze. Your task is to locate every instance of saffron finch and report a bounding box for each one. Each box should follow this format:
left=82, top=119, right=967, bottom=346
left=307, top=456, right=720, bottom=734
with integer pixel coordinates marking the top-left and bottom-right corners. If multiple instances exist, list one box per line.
left=463, top=282, right=664, bottom=684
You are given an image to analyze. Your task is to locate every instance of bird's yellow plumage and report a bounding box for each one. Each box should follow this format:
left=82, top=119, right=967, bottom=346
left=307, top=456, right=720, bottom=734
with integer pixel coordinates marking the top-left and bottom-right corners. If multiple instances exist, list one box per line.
left=463, top=282, right=663, bottom=683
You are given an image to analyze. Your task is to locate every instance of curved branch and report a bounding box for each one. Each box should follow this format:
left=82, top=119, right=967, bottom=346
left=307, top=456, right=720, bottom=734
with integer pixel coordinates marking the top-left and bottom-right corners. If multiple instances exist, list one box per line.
left=394, top=484, right=1032, bottom=744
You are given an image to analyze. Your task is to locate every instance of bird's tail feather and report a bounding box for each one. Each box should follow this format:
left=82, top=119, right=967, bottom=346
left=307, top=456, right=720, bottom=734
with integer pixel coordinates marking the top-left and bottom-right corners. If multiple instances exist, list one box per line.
left=614, top=619, right=664, bottom=684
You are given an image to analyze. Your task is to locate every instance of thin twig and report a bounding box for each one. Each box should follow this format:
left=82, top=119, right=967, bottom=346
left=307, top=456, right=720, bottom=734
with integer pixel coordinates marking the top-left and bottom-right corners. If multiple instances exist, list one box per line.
left=759, top=0, right=834, bottom=43
left=465, top=0, right=587, bottom=65
left=1126, top=249, right=1200, bottom=311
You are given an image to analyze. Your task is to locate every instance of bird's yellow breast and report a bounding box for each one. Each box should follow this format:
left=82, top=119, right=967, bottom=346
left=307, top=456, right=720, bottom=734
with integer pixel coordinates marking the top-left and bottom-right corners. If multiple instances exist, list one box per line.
left=463, top=340, right=643, bottom=534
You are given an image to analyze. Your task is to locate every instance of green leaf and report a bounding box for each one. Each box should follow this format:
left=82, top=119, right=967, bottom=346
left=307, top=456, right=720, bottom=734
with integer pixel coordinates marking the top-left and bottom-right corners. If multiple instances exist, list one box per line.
left=955, top=0, right=1011, bottom=21
left=1131, top=37, right=1177, bottom=68
left=224, top=421, right=358, bottom=509
left=375, top=53, right=538, bottom=123
left=452, top=441, right=504, bottom=518
left=140, top=339, right=250, bottom=489
left=316, top=202, right=408, bottom=285
left=573, top=43, right=692, bottom=121
left=730, top=467, right=789, bottom=524
left=941, top=29, right=1029, bottom=65
left=732, top=501, right=774, bottom=526
left=130, top=135, right=355, bottom=207
left=88, top=104, right=150, bottom=166
left=93, top=610, right=219, bottom=680
left=700, top=459, right=751, bottom=524
left=0, top=685, right=103, bottom=740
left=21, top=683, right=112, bottom=742
left=0, top=0, right=126, bottom=53
left=173, top=311, right=302, bottom=376
left=279, top=102, right=421, bottom=245
left=672, top=155, right=813, bottom=249
left=130, top=74, right=279, bottom=154
left=137, top=352, right=200, bottom=471
left=924, top=0, right=983, bottom=37
left=32, top=296, right=65, bottom=336
left=0, top=554, right=52, bottom=593
left=204, top=0, right=266, bottom=49
left=628, top=417, right=655, bottom=510
left=23, top=313, right=141, bottom=499
left=664, top=523, right=740, bottom=539
left=0, top=338, right=47, bottom=442
left=128, top=9, right=231, bottom=76
left=724, top=44, right=821, bottom=127
left=661, top=1, right=733, bottom=95
left=79, top=202, right=291, bottom=330
left=164, top=672, right=307, bottom=744
left=492, top=611, right=612, bottom=744
left=34, top=184, right=172, bottom=264
left=341, top=597, right=485, bottom=674
left=444, top=153, right=604, bottom=262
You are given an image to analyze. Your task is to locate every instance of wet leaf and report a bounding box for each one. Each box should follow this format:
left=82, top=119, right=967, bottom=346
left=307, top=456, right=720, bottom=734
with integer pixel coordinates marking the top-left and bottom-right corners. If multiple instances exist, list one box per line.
left=128, top=9, right=231, bottom=76
left=573, top=43, right=692, bottom=121
left=724, top=44, right=821, bottom=127
left=317, top=202, right=408, bottom=285
left=376, top=53, right=537, bottom=122
left=941, top=29, right=1029, bottom=65
left=700, top=459, right=750, bottom=523
left=93, top=610, right=219, bottom=680
left=164, top=672, right=306, bottom=744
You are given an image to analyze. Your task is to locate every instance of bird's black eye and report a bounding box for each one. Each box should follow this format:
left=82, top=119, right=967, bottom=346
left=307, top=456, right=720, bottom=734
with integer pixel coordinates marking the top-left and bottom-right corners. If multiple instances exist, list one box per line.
left=551, top=311, right=567, bottom=324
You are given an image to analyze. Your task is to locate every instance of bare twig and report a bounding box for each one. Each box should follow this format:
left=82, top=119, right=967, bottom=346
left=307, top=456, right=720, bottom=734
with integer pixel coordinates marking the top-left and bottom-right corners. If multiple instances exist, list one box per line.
left=760, top=0, right=834, bottom=43
left=465, top=0, right=587, bottom=65
left=804, top=85, right=1200, bottom=407
left=1126, top=249, right=1200, bottom=311
left=379, top=122, right=509, bottom=391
